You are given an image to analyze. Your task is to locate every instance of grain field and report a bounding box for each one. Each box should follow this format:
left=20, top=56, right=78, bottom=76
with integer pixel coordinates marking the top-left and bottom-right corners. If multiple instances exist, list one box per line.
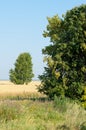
left=0, top=80, right=42, bottom=98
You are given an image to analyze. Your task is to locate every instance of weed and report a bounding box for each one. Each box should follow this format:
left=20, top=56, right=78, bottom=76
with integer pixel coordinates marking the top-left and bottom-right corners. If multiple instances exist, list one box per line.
left=0, top=100, right=21, bottom=122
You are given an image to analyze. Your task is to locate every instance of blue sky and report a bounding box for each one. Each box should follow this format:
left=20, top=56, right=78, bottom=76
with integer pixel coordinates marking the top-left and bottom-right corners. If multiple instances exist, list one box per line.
left=0, top=0, right=86, bottom=80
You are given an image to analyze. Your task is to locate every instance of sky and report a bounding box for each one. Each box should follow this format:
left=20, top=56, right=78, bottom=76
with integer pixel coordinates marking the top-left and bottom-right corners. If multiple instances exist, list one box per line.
left=0, top=0, right=86, bottom=80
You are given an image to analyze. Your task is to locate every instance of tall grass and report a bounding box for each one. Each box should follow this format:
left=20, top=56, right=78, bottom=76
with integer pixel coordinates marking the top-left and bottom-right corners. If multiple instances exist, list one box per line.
left=0, top=96, right=85, bottom=130
left=0, top=100, right=22, bottom=123
left=53, top=96, right=86, bottom=130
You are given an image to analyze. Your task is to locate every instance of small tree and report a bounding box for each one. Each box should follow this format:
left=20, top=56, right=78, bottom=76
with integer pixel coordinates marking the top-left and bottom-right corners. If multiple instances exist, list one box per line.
left=9, top=52, right=34, bottom=84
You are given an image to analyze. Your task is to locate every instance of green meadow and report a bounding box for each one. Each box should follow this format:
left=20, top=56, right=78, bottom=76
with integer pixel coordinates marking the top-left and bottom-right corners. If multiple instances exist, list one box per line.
left=0, top=95, right=86, bottom=130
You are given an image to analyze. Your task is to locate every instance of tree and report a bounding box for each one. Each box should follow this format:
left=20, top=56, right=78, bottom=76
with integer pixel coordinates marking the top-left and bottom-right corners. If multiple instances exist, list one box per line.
left=9, top=52, right=34, bottom=84
left=38, top=4, right=86, bottom=100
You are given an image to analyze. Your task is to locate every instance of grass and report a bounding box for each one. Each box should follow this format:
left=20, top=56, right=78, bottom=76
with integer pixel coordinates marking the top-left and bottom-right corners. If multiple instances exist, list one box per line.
left=0, top=81, right=86, bottom=130
left=0, top=97, right=85, bottom=130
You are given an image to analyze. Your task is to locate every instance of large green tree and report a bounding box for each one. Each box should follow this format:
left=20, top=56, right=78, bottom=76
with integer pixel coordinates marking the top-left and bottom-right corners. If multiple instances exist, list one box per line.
left=38, top=4, right=86, bottom=100
left=9, top=52, right=34, bottom=84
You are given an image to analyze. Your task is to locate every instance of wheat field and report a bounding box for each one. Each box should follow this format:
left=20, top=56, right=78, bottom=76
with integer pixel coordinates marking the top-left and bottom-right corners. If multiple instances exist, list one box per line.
left=0, top=80, right=42, bottom=98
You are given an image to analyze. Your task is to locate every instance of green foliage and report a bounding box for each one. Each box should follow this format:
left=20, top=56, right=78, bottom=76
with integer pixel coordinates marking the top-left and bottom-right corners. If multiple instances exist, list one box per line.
left=39, top=4, right=86, bottom=100
left=81, top=87, right=86, bottom=109
left=80, top=122, right=86, bottom=130
left=9, top=52, right=34, bottom=84
left=54, top=95, right=69, bottom=113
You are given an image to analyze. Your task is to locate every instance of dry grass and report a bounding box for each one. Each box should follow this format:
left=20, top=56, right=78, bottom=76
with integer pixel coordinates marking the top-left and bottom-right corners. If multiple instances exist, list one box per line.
left=0, top=80, right=43, bottom=98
